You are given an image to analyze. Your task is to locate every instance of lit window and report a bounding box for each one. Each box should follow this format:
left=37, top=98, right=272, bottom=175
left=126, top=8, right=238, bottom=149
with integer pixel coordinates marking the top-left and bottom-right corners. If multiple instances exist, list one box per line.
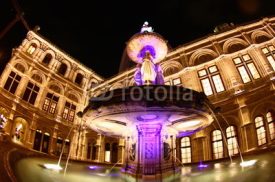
left=208, top=65, right=218, bottom=73
left=181, top=137, right=191, bottom=163
left=233, top=54, right=260, bottom=83
left=269, top=45, right=275, bottom=51
left=198, top=69, right=207, bottom=76
left=201, top=78, right=213, bottom=95
left=22, top=81, right=40, bottom=105
left=27, top=43, right=37, bottom=54
left=233, top=57, right=242, bottom=64
left=261, top=46, right=275, bottom=71
left=173, top=78, right=181, bottom=85
left=262, top=48, right=269, bottom=54
left=237, top=66, right=251, bottom=83
left=42, top=93, right=59, bottom=114
left=212, top=130, right=224, bottom=159
left=255, top=116, right=267, bottom=146
left=247, top=63, right=260, bottom=79
left=4, top=71, right=21, bottom=94
left=62, top=102, right=76, bottom=122
left=165, top=81, right=170, bottom=85
left=226, top=126, right=239, bottom=156
left=267, top=111, right=275, bottom=140
left=212, top=75, right=225, bottom=92
left=267, top=56, right=275, bottom=71
left=198, top=66, right=225, bottom=96
left=242, top=54, right=251, bottom=61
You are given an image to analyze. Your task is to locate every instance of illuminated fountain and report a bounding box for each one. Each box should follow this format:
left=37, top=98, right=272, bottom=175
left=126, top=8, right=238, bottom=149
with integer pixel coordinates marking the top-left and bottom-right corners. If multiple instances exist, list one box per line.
left=79, top=22, right=217, bottom=181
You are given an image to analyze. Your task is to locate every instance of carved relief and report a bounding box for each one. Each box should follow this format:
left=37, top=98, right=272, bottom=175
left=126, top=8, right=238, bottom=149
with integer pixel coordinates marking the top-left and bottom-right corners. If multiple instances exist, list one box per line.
left=145, top=142, right=154, bottom=159
left=40, top=42, right=49, bottom=51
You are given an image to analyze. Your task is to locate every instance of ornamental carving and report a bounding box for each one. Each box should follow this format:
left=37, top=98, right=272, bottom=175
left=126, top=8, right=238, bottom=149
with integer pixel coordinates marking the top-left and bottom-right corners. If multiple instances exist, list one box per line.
left=145, top=142, right=154, bottom=159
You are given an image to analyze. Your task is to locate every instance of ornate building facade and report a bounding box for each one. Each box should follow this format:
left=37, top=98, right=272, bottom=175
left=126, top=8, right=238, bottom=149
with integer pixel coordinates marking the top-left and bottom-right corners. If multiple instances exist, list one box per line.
left=0, top=16, right=275, bottom=164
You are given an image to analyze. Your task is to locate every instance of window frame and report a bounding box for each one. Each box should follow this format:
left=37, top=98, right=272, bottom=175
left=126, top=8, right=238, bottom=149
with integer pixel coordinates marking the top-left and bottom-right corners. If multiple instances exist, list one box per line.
left=62, top=101, right=76, bottom=122
left=261, top=46, right=275, bottom=71
left=211, top=129, right=224, bottom=159
left=4, top=71, right=21, bottom=94
left=198, top=65, right=225, bottom=96
left=226, top=126, right=239, bottom=156
left=42, top=93, right=59, bottom=114
left=255, top=115, right=267, bottom=146
left=180, top=137, right=192, bottom=163
left=233, top=54, right=261, bottom=83
left=22, top=81, right=40, bottom=105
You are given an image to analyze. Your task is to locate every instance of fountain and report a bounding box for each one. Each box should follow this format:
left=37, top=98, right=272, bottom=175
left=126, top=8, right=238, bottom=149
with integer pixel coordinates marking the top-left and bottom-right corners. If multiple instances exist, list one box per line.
left=79, top=22, right=217, bottom=181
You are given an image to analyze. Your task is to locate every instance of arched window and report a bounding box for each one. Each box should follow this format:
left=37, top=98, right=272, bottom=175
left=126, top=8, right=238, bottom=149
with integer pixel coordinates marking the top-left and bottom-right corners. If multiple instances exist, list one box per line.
left=111, top=143, right=118, bottom=163
left=180, top=137, right=191, bottom=163
left=64, top=139, right=70, bottom=154
left=56, top=137, right=63, bottom=156
left=42, top=53, right=52, bottom=65
left=75, top=73, right=83, bottom=85
left=87, top=142, right=97, bottom=160
left=267, top=110, right=275, bottom=140
left=255, top=116, right=267, bottom=146
left=27, top=43, right=37, bottom=54
left=212, top=130, right=224, bottom=159
left=226, top=126, right=239, bottom=156
left=105, top=143, right=111, bottom=162
left=58, top=63, right=67, bottom=75
left=42, top=132, right=50, bottom=153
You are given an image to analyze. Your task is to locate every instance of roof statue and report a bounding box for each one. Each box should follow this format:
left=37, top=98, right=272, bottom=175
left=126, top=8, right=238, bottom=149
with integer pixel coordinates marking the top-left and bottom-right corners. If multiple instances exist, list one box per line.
left=140, top=21, right=153, bottom=33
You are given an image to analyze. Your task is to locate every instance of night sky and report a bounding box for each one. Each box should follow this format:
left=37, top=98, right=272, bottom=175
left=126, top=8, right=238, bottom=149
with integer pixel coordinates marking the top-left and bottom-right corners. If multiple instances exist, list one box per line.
left=1, top=0, right=275, bottom=78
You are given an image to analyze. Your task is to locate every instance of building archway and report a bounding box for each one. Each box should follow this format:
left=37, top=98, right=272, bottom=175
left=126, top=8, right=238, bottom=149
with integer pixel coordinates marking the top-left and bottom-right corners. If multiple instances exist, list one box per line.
left=13, top=117, right=29, bottom=144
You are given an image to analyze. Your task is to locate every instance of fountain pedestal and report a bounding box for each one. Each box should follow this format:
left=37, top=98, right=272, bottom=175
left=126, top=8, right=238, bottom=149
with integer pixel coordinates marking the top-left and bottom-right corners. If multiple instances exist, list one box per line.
left=122, top=124, right=177, bottom=180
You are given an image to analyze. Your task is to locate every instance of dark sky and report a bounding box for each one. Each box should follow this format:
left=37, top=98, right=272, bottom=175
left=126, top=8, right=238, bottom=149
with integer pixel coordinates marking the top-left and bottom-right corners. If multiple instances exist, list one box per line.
left=1, top=0, right=275, bottom=78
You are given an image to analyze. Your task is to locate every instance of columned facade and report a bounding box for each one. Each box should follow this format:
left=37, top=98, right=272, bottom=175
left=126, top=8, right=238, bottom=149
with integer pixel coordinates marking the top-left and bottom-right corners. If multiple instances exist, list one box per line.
left=0, top=16, right=275, bottom=166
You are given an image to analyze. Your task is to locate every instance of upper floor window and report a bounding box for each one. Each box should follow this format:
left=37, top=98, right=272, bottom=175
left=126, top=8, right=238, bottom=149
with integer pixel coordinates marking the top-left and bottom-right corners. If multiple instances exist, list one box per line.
left=75, top=73, right=83, bottom=85
left=42, top=53, right=52, bottom=65
left=58, top=63, right=67, bottom=75
left=22, top=81, right=40, bottom=105
left=180, top=137, right=191, bottom=163
left=212, top=129, right=224, bottom=159
left=233, top=54, right=260, bottom=84
left=27, top=43, right=37, bottom=55
left=62, top=101, right=76, bottom=122
left=4, top=71, right=21, bottom=94
left=267, top=110, right=275, bottom=140
left=42, top=93, right=59, bottom=114
left=261, top=46, right=275, bottom=71
left=226, top=126, right=239, bottom=156
left=198, top=65, right=225, bottom=96
left=255, top=116, right=267, bottom=146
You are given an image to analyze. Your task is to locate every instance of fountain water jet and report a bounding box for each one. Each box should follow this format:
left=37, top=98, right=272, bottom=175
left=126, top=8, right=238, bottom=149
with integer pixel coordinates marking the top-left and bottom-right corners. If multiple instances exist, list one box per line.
left=79, top=22, right=218, bottom=181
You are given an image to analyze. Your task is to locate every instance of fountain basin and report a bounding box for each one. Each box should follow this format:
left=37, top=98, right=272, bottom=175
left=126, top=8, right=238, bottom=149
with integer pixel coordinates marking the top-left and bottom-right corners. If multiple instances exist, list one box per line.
left=81, top=85, right=216, bottom=180
left=83, top=85, right=215, bottom=138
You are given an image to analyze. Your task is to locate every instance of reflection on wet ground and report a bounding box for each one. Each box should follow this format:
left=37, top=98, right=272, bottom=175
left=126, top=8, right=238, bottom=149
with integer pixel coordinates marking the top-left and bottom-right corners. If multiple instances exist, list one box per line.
left=16, top=151, right=275, bottom=182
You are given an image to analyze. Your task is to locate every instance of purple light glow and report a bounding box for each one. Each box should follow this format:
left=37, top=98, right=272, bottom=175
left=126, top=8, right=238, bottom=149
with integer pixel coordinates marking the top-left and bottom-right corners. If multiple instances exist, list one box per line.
left=137, top=45, right=156, bottom=59
left=89, top=166, right=102, bottom=170
left=197, top=161, right=209, bottom=168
